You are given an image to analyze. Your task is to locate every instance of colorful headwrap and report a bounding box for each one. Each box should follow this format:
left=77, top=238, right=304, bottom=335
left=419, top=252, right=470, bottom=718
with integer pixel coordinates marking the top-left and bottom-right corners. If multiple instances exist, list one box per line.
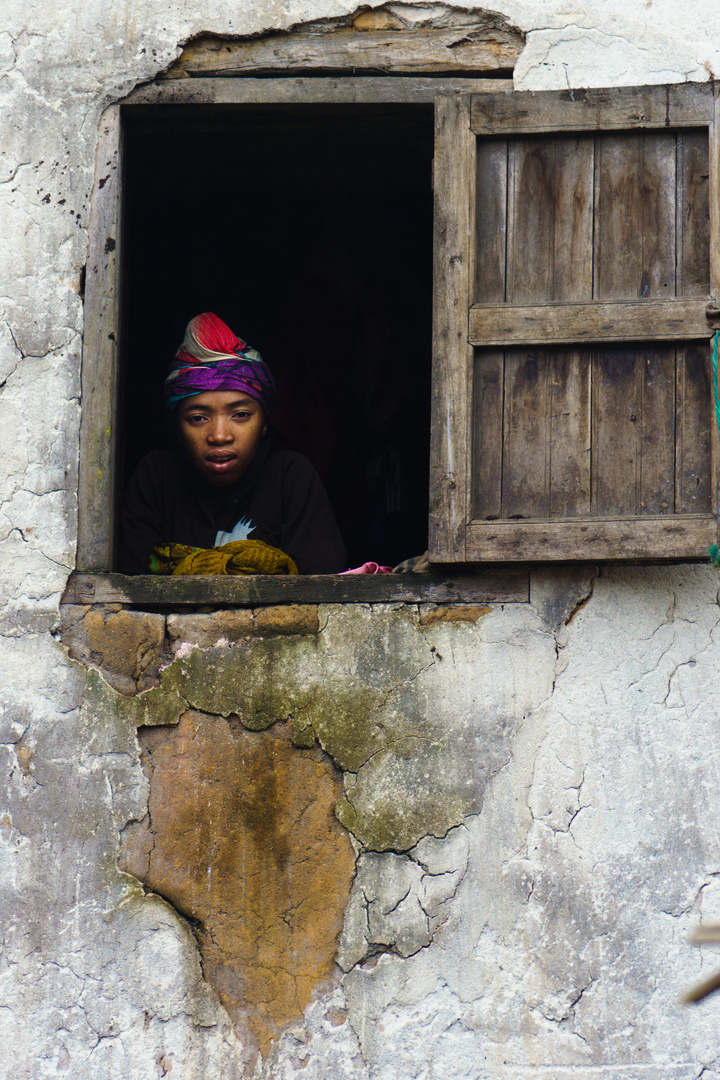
left=164, top=312, right=275, bottom=416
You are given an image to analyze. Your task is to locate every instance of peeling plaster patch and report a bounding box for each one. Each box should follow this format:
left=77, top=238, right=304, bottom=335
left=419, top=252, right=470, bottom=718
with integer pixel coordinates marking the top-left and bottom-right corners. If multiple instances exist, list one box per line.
left=13, top=559, right=720, bottom=1074
left=120, top=714, right=355, bottom=1063
left=62, top=606, right=169, bottom=695
left=148, top=603, right=554, bottom=851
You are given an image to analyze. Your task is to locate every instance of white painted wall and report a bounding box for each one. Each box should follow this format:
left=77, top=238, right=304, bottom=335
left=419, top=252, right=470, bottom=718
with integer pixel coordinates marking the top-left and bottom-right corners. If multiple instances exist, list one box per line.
left=3, top=3, right=720, bottom=1078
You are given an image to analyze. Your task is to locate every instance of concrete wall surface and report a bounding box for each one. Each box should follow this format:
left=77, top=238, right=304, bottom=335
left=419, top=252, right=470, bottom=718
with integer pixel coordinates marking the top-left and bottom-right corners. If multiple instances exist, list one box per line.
left=3, top=1, right=720, bottom=1077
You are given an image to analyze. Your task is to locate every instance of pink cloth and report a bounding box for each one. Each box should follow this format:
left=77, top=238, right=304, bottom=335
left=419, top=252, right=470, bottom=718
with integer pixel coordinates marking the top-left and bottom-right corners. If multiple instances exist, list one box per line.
left=340, top=562, right=393, bottom=575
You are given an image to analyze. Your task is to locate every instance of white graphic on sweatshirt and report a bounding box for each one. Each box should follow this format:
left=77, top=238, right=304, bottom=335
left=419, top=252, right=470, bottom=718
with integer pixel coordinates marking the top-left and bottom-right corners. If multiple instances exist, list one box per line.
left=214, top=516, right=254, bottom=547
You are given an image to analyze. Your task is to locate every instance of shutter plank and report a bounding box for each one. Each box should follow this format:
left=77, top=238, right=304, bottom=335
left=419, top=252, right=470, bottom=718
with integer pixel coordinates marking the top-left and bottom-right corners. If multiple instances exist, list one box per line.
left=468, top=298, right=711, bottom=345
left=592, top=348, right=639, bottom=515
left=552, top=136, right=594, bottom=301
left=502, top=350, right=550, bottom=518
left=505, top=134, right=594, bottom=303
left=507, top=138, right=556, bottom=302
left=472, top=350, right=504, bottom=521
left=595, top=132, right=643, bottom=299
left=639, top=346, right=676, bottom=514
left=678, top=129, right=711, bottom=296
left=640, top=133, right=677, bottom=298
left=549, top=349, right=591, bottom=516
left=475, top=139, right=507, bottom=303
left=675, top=342, right=713, bottom=513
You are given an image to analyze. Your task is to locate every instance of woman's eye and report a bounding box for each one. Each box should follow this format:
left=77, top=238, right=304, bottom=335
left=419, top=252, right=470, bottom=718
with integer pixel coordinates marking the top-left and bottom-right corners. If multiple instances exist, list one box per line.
left=233, top=411, right=251, bottom=420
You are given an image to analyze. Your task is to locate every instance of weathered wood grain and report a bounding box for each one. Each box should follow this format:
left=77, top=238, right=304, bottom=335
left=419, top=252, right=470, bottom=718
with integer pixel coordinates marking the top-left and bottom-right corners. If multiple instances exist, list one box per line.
left=468, top=299, right=712, bottom=345
left=594, top=132, right=643, bottom=299
left=501, top=350, right=550, bottom=518
left=506, top=138, right=556, bottom=303
left=551, top=137, right=595, bottom=301
left=430, top=94, right=474, bottom=561
left=471, top=350, right=504, bottom=520
left=638, top=347, right=676, bottom=515
left=474, top=138, right=507, bottom=303
left=548, top=350, right=591, bottom=517
left=710, top=89, right=720, bottom=308
left=465, top=515, right=717, bottom=561
left=591, top=348, right=639, bottom=516
left=593, top=130, right=678, bottom=301
left=675, top=343, right=713, bottom=513
left=123, top=77, right=512, bottom=107
left=77, top=105, right=122, bottom=572
left=677, top=129, right=711, bottom=297
left=640, top=133, right=676, bottom=298
left=164, top=28, right=523, bottom=78
left=61, top=570, right=531, bottom=606
left=471, top=83, right=714, bottom=135
left=505, top=135, right=594, bottom=303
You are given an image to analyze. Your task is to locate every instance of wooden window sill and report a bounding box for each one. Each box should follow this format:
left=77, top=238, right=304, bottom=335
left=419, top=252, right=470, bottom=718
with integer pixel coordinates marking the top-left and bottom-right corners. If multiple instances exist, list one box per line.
left=61, top=569, right=530, bottom=608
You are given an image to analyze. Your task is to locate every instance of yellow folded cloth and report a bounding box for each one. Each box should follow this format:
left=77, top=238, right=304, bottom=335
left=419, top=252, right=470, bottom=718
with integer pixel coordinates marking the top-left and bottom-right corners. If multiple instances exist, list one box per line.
left=149, top=539, right=298, bottom=576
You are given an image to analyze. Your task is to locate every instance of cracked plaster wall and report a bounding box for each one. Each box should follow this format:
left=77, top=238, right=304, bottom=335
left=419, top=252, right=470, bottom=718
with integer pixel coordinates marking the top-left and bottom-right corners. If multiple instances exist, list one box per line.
left=10, top=576, right=720, bottom=1078
left=4, top=0, right=720, bottom=1077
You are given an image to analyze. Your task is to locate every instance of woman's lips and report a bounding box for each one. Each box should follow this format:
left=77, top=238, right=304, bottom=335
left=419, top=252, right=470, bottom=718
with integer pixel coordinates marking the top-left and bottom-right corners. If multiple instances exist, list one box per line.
left=205, top=453, right=238, bottom=472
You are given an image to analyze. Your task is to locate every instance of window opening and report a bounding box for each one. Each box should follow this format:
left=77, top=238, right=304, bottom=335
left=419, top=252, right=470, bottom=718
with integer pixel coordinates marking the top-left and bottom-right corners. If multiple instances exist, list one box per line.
left=119, top=103, right=434, bottom=570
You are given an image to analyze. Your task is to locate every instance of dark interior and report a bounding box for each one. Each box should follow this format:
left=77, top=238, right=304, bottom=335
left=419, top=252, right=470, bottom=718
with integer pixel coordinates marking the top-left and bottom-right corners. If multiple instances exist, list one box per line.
left=119, top=104, right=434, bottom=569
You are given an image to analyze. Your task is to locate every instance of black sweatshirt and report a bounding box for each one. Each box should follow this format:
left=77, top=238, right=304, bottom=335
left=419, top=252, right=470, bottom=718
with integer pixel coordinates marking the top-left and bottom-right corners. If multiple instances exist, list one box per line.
left=119, top=439, right=347, bottom=575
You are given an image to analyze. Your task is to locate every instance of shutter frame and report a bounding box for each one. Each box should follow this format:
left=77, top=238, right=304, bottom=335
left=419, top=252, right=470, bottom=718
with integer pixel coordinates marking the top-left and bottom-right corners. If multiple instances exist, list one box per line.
left=430, top=82, right=720, bottom=563
left=429, top=94, right=474, bottom=561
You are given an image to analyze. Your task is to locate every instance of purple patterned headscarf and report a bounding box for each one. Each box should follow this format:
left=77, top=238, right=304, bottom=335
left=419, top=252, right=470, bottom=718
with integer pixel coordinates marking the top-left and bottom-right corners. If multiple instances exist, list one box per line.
left=164, top=312, right=275, bottom=417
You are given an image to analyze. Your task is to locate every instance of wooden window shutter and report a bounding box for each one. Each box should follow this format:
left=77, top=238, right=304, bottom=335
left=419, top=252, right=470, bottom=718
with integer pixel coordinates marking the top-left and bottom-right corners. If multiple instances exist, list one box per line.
left=430, top=84, right=720, bottom=561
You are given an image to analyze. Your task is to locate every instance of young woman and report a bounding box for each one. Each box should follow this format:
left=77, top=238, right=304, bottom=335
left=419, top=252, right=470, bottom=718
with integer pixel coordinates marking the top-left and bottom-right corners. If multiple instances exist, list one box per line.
left=120, top=312, right=347, bottom=575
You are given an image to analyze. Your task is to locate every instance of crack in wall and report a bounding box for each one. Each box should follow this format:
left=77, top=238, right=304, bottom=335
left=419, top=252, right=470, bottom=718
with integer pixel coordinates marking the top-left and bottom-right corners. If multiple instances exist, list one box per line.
left=337, top=824, right=470, bottom=971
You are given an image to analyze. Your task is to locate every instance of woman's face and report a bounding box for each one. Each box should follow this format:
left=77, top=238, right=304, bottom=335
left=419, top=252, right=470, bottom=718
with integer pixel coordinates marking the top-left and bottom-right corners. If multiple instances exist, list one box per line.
left=177, top=390, right=267, bottom=487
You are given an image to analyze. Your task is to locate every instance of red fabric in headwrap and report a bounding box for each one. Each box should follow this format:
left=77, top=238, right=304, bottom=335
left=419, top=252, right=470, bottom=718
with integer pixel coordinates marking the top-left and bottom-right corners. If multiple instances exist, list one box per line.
left=175, top=312, right=246, bottom=364
left=165, top=312, right=275, bottom=416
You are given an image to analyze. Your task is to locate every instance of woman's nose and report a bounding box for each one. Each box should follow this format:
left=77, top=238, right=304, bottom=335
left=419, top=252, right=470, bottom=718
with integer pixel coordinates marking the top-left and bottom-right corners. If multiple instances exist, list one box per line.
left=207, top=418, right=232, bottom=442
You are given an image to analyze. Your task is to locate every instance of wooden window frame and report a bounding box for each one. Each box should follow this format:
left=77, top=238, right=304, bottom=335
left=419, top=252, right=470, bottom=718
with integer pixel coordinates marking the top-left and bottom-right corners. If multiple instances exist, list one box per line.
left=68, top=73, right=719, bottom=607
left=67, top=73, right=530, bottom=607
